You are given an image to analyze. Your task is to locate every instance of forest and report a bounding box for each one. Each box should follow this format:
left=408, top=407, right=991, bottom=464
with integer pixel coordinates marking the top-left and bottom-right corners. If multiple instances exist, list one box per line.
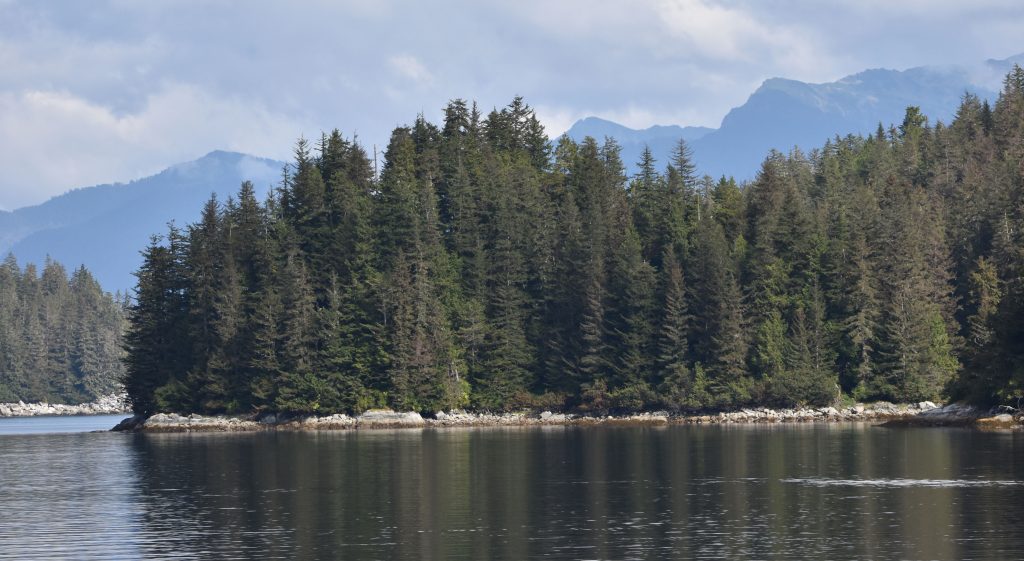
left=0, top=255, right=127, bottom=403
left=123, top=67, right=1024, bottom=417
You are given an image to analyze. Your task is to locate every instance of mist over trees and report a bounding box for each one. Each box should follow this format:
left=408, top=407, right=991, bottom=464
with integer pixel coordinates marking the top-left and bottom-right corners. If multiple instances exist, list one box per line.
left=0, top=255, right=127, bottom=403
left=124, top=67, right=1024, bottom=416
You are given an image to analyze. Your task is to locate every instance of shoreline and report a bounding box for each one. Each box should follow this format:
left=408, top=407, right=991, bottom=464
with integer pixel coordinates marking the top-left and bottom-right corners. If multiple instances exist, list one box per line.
left=111, top=402, right=1023, bottom=433
left=0, top=394, right=128, bottom=418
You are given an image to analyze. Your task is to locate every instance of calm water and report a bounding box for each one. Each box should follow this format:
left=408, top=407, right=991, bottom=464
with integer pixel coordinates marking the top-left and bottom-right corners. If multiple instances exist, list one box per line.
left=0, top=421, right=1022, bottom=560
left=0, top=414, right=127, bottom=436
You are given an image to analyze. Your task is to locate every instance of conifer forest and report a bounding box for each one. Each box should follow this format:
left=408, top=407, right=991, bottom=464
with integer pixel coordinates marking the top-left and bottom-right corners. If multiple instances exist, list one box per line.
left=123, top=67, right=1024, bottom=417
left=0, top=256, right=127, bottom=403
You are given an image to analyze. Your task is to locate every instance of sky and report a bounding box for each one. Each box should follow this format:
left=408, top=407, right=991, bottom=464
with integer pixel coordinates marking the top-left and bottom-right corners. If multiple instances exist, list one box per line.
left=1, top=0, right=1022, bottom=210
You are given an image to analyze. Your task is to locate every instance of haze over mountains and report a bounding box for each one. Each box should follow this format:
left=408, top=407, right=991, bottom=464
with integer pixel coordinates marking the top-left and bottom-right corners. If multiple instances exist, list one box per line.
left=2, top=54, right=1021, bottom=294
left=568, top=54, right=1024, bottom=179
left=0, top=151, right=282, bottom=292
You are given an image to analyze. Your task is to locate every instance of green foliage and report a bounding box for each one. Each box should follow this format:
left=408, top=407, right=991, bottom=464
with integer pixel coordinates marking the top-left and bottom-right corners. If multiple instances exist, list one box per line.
left=0, top=255, right=126, bottom=404
left=658, top=363, right=713, bottom=412
left=121, top=74, right=1024, bottom=414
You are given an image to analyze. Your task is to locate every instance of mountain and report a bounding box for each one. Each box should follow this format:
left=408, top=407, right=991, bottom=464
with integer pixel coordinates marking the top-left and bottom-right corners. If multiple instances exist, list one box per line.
left=7, top=55, right=1022, bottom=293
left=567, top=116, right=713, bottom=146
left=0, top=151, right=284, bottom=293
left=565, top=117, right=713, bottom=172
left=567, top=53, right=1024, bottom=180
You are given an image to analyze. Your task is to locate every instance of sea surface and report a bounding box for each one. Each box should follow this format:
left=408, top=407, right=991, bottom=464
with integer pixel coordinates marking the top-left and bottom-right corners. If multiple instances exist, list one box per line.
left=0, top=418, right=1022, bottom=560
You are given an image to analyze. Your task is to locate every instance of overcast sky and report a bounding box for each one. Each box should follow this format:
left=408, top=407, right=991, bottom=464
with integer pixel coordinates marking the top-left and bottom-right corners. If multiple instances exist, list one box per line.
left=1, top=0, right=1022, bottom=210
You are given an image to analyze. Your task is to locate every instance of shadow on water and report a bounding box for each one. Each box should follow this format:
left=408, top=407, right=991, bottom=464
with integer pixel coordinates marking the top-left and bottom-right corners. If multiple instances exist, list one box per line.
left=1, top=424, right=1023, bottom=560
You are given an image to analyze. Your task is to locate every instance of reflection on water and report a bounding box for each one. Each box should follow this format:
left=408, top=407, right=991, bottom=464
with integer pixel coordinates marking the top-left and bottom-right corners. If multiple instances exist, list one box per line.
left=0, top=424, right=1022, bottom=560
left=0, top=414, right=128, bottom=435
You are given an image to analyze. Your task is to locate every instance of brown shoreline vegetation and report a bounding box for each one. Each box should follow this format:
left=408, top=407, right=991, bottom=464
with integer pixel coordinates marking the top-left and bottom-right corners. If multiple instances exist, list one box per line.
left=111, top=402, right=1023, bottom=433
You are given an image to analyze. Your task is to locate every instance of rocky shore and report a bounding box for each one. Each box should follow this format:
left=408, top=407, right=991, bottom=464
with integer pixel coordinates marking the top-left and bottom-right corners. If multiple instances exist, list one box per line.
left=109, top=401, right=1023, bottom=433
left=0, top=394, right=128, bottom=417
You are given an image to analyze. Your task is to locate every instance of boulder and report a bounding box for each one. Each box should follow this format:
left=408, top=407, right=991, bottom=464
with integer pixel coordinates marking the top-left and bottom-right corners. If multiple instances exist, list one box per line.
left=357, top=410, right=424, bottom=428
left=976, top=413, right=1018, bottom=429
left=539, top=411, right=568, bottom=423
left=303, top=414, right=356, bottom=430
left=111, top=414, right=146, bottom=432
left=260, top=413, right=279, bottom=425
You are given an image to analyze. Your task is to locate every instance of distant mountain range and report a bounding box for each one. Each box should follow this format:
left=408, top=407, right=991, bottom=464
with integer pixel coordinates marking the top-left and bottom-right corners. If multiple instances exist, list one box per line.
left=0, top=151, right=283, bottom=293
left=4, top=54, right=1022, bottom=294
left=567, top=53, right=1024, bottom=180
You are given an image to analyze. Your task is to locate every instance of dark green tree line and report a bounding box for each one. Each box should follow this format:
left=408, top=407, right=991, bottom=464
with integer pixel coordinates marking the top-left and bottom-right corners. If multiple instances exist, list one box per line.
left=124, top=67, right=1024, bottom=415
left=0, top=255, right=126, bottom=403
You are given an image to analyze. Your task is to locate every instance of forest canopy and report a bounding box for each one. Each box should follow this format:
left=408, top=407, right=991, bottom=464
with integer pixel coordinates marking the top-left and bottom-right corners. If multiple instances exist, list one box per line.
left=124, top=67, right=1024, bottom=416
left=0, top=255, right=127, bottom=403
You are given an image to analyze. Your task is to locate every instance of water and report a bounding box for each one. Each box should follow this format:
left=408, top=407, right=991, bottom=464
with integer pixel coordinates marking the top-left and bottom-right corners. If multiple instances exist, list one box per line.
left=0, top=422, right=1022, bottom=560
left=0, top=414, right=127, bottom=435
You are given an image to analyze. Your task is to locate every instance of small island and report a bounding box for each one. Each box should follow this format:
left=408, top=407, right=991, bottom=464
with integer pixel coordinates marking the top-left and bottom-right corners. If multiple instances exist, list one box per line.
left=119, top=70, right=1024, bottom=431
left=113, top=401, right=1022, bottom=433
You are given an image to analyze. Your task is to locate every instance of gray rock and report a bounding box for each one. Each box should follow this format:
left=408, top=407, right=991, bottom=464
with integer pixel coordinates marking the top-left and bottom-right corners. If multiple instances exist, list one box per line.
left=358, top=410, right=424, bottom=427
left=540, top=412, right=568, bottom=423
left=111, top=415, right=146, bottom=432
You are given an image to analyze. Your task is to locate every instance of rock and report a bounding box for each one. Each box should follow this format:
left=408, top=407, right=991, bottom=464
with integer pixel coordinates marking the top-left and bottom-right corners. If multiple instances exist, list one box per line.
left=539, top=412, right=568, bottom=423
left=260, top=413, right=278, bottom=425
left=138, top=412, right=261, bottom=432
left=608, top=412, right=669, bottom=425
left=111, top=415, right=146, bottom=432
left=976, top=413, right=1017, bottom=429
left=0, top=393, right=129, bottom=418
left=302, top=414, right=356, bottom=430
left=920, top=403, right=978, bottom=418
left=881, top=402, right=987, bottom=427
left=357, top=410, right=424, bottom=428
left=95, top=400, right=1013, bottom=433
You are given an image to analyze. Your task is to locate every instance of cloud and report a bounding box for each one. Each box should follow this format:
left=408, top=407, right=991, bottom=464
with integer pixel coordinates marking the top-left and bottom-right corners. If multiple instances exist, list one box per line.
left=532, top=104, right=581, bottom=139
left=653, top=0, right=832, bottom=77
left=388, top=54, right=434, bottom=86
left=0, top=0, right=1022, bottom=208
left=535, top=102, right=718, bottom=140
left=0, top=84, right=311, bottom=209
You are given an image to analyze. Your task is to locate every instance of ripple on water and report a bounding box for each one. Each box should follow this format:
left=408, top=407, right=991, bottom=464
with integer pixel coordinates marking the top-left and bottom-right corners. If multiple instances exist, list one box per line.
left=782, top=477, right=1024, bottom=488
left=3, top=422, right=1024, bottom=560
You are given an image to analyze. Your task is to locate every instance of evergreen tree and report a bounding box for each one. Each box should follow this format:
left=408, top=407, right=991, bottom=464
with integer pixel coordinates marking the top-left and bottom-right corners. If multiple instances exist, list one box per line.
left=115, top=75, right=1024, bottom=414
left=689, top=216, right=749, bottom=407
left=124, top=227, right=189, bottom=415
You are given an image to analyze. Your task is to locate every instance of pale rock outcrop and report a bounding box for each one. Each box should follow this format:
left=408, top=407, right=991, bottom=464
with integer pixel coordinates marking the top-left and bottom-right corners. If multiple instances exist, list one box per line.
left=0, top=394, right=128, bottom=417
left=357, top=410, right=425, bottom=428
